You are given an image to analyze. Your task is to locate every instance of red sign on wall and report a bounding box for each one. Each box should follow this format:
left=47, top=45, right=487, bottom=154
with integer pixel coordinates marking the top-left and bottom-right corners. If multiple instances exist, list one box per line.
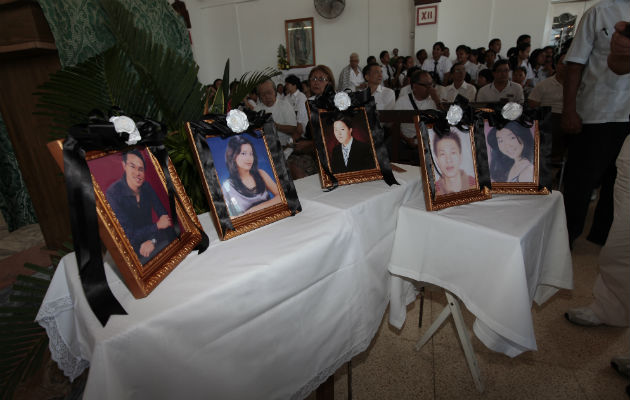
left=416, top=5, right=437, bottom=26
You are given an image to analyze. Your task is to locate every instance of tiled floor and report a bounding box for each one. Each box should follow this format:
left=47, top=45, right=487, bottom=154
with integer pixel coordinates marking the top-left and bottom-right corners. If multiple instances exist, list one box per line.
left=1, top=209, right=628, bottom=399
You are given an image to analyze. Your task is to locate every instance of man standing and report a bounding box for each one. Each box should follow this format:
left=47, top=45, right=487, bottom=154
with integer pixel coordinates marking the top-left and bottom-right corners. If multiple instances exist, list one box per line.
left=566, top=22, right=630, bottom=395
left=338, top=52, right=366, bottom=92
left=363, top=63, right=395, bottom=111
left=476, top=59, right=524, bottom=103
left=562, top=0, right=630, bottom=248
left=421, top=41, right=452, bottom=85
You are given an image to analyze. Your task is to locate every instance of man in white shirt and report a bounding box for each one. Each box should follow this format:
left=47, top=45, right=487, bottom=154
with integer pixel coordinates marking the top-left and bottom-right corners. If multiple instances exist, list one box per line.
left=337, top=52, right=366, bottom=92
left=439, top=62, right=477, bottom=103
left=421, top=41, right=452, bottom=85
left=363, top=63, right=395, bottom=111
left=255, top=80, right=298, bottom=151
left=561, top=0, right=630, bottom=248
left=394, top=70, right=440, bottom=146
left=476, top=60, right=524, bottom=103
left=379, top=50, right=394, bottom=87
left=455, top=45, right=479, bottom=83
left=284, top=74, right=308, bottom=135
left=415, top=49, right=428, bottom=68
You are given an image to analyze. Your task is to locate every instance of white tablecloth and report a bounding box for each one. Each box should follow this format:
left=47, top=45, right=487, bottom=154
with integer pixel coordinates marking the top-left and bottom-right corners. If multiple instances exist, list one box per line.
left=36, top=167, right=421, bottom=400
left=388, top=192, right=573, bottom=357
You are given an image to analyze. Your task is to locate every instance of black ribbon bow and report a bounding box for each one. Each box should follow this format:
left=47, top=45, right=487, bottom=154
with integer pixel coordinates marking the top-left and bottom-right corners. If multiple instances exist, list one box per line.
left=63, top=110, right=209, bottom=326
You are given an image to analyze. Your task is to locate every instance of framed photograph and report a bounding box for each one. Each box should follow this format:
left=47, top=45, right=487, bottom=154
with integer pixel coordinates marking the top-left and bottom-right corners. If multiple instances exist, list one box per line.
left=414, top=116, right=491, bottom=210
left=316, top=108, right=383, bottom=189
left=482, top=119, right=550, bottom=194
left=186, top=121, right=300, bottom=240
left=285, top=17, right=315, bottom=68
left=48, top=141, right=204, bottom=298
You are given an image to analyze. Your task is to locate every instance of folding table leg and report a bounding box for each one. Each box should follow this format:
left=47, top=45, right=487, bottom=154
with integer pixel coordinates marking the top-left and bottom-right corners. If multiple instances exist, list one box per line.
left=414, top=303, right=451, bottom=351
left=414, top=290, right=484, bottom=393
left=445, top=291, right=484, bottom=393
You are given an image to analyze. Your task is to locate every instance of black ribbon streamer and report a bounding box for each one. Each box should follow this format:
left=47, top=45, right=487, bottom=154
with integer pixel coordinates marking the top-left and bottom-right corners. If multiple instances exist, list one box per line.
left=475, top=105, right=552, bottom=191
left=308, top=86, right=398, bottom=190
left=189, top=111, right=302, bottom=236
left=63, top=110, right=209, bottom=326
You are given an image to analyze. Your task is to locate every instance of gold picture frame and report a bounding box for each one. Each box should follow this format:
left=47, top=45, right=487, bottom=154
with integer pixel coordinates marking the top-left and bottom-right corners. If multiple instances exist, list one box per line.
left=414, top=116, right=491, bottom=211
left=314, top=108, right=383, bottom=189
left=185, top=121, right=300, bottom=240
left=285, top=17, right=315, bottom=68
left=48, top=140, right=204, bottom=298
left=481, top=119, right=549, bottom=195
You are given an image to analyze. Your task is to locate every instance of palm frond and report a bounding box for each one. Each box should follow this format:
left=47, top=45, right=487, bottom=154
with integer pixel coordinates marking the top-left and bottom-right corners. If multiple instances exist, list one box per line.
left=0, top=242, right=70, bottom=399
left=230, top=67, right=281, bottom=109
left=101, top=0, right=205, bottom=129
left=207, top=60, right=230, bottom=114
left=164, top=127, right=208, bottom=213
left=35, top=55, right=111, bottom=139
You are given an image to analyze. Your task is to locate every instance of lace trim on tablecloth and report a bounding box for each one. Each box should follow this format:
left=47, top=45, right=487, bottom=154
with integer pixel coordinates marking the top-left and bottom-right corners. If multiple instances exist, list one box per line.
left=36, top=296, right=90, bottom=381
left=290, top=300, right=388, bottom=400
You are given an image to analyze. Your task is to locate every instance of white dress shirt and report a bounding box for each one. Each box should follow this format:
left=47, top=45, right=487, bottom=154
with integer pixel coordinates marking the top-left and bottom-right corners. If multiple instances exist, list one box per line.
left=381, top=63, right=394, bottom=83
left=372, top=85, right=396, bottom=110
left=565, top=0, right=630, bottom=123
left=394, top=93, right=438, bottom=140
left=287, top=90, right=309, bottom=133
left=439, top=81, right=477, bottom=103
left=255, top=98, right=297, bottom=154
left=528, top=76, right=563, bottom=113
left=476, top=81, right=524, bottom=104
left=421, top=56, right=452, bottom=83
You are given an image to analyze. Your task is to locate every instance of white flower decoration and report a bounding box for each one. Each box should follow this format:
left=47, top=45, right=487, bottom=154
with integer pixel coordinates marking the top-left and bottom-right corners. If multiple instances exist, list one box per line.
left=446, top=105, right=463, bottom=126
left=334, top=92, right=351, bottom=111
left=226, top=109, right=249, bottom=133
left=109, top=116, right=141, bottom=145
left=501, top=102, right=523, bottom=121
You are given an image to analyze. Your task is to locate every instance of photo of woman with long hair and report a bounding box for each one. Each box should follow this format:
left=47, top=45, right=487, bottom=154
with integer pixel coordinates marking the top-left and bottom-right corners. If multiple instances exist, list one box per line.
left=220, top=135, right=281, bottom=217
left=486, top=121, right=535, bottom=183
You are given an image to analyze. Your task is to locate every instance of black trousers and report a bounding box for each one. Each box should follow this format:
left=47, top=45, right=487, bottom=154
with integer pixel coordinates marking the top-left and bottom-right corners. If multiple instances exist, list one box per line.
left=563, top=122, right=629, bottom=246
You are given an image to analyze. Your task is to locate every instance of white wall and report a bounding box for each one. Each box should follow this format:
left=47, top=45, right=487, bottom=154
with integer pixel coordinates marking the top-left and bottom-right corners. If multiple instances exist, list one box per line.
left=415, top=0, right=556, bottom=58
left=182, top=0, right=415, bottom=85
left=177, top=0, right=600, bottom=84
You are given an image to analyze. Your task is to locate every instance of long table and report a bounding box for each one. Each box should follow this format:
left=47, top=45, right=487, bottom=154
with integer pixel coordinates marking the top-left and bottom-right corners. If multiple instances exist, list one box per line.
left=36, top=167, right=421, bottom=400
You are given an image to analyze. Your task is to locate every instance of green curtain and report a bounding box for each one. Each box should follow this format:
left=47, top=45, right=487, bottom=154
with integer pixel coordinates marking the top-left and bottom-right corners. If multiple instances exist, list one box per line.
left=37, top=0, right=193, bottom=68
left=0, top=116, right=37, bottom=231
left=0, top=0, right=193, bottom=230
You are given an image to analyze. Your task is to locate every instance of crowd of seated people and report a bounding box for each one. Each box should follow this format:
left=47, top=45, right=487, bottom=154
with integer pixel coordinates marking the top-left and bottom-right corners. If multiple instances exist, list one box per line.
left=207, top=33, right=568, bottom=177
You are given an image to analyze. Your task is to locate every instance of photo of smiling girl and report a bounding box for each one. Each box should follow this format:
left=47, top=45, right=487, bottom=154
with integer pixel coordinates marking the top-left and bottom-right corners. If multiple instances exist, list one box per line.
left=209, top=135, right=281, bottom=218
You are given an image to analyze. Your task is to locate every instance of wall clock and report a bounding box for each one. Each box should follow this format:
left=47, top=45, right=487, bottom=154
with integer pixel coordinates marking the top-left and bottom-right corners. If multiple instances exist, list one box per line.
left=314, top=0, right=345, bottom=19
